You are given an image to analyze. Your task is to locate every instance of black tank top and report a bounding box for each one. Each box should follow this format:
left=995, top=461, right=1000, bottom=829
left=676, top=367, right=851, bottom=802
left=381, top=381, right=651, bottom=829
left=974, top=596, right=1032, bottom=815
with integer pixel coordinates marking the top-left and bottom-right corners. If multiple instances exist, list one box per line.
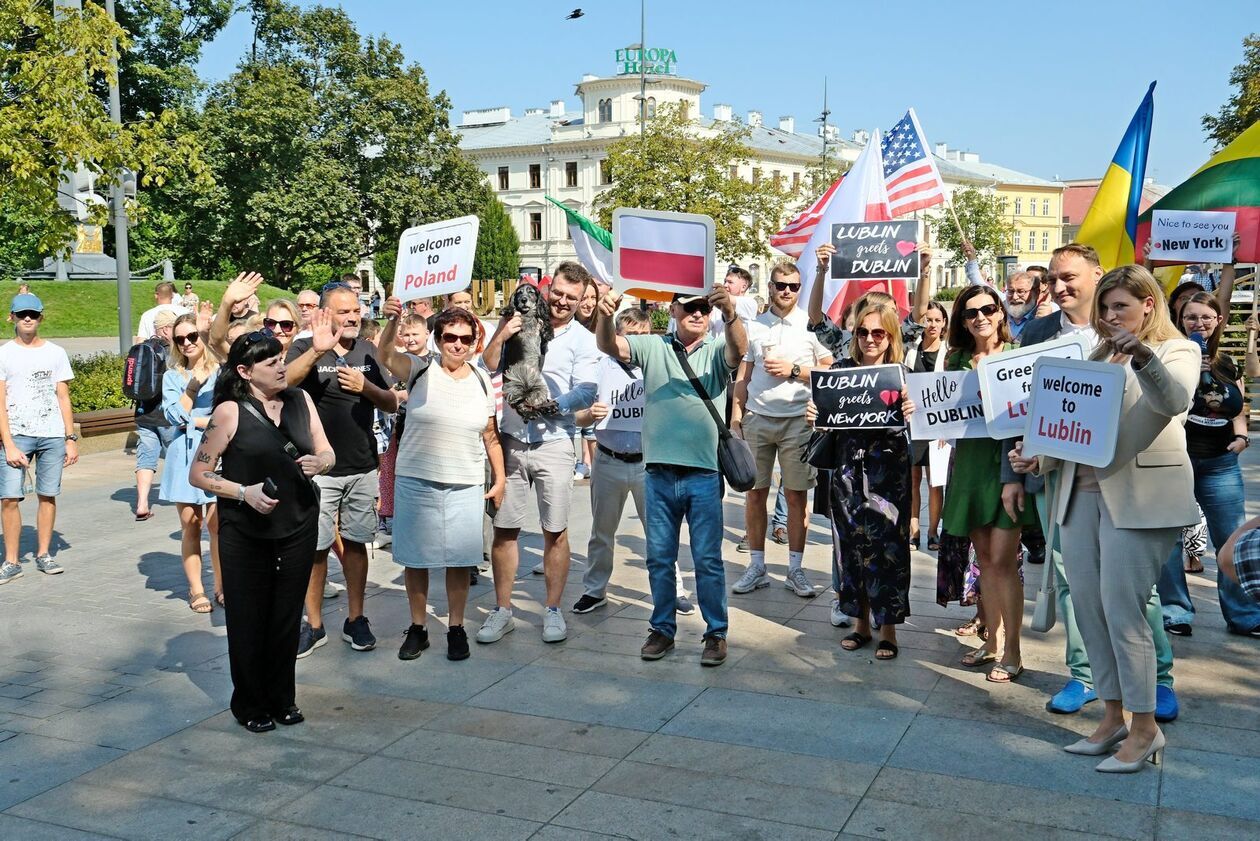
left=218, top=389, right=319, bottom=539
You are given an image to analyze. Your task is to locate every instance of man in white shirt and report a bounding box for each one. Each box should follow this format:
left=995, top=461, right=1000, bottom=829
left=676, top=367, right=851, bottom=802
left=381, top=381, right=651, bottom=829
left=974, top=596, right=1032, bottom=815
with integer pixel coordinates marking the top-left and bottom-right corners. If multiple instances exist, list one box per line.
left=730, top=263, right=833, bottom=597
left=0, top=294, right=76, bottom=584
left=135, top=281, right=190, bottom=342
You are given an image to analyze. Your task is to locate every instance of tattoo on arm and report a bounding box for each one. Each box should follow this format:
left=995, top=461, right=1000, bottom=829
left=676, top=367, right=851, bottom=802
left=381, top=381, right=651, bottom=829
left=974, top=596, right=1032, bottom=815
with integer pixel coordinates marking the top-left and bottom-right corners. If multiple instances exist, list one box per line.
left=200, top=471, right=228, bottom=494
left=195, top=451, right=212, bottom=464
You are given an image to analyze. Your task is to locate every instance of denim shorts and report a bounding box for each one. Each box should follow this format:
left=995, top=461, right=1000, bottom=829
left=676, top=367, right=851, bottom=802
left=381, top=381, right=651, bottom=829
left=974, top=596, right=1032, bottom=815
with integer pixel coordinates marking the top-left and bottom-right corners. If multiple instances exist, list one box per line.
left=135, top=426, right=176, bottom=473
left=0, top=435, right=67, bottom=499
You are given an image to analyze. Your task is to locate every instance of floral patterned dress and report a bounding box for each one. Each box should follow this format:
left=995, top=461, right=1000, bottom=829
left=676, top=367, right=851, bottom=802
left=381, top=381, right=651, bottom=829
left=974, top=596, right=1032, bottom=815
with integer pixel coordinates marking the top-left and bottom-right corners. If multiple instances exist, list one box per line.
left=815, top=358, right=912, bottom=626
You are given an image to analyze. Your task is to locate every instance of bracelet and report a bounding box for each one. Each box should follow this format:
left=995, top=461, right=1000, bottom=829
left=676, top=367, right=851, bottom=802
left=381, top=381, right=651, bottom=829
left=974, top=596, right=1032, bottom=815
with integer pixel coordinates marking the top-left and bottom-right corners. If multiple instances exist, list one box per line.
left=236, top=485, right=246, bottom=502
left=1234, top=434, right=1250, bottom=445
left=723, top=314, right=736, bottom=325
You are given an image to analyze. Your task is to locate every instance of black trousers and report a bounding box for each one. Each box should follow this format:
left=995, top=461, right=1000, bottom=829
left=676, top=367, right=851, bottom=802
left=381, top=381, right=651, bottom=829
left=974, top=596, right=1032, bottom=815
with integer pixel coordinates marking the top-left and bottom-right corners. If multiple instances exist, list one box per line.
left=218, top=520, right=316, bottom=724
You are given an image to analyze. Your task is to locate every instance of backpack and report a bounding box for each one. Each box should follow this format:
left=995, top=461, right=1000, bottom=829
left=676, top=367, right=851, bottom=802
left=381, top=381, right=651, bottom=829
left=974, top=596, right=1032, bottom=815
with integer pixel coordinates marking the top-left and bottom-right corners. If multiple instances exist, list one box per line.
left=123, top=339, right=167, bottom=403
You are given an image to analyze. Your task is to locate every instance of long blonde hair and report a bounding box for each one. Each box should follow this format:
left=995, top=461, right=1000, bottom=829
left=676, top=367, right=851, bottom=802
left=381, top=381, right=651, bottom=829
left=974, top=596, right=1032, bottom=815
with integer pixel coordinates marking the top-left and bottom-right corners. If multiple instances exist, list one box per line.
left=849, top=301, right=905, bottom=365
left=168, top=313, right=219, bottom=380
left=1090, top=265, right=1181, bottom=360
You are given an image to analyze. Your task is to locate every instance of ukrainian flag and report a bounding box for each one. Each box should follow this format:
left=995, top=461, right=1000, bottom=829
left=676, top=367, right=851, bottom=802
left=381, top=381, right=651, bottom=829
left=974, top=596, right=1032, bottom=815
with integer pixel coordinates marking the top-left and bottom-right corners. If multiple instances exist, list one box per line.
left=1076, top=82, right=1156, bottom=270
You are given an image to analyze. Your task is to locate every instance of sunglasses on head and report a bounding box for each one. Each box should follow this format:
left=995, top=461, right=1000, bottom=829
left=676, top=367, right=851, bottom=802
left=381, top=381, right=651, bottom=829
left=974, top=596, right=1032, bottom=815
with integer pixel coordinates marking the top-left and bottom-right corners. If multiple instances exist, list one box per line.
left=855, top=327, right=888, bottom=341
left=963, top=303, right=1001, bottom=320
left=680, top=300, right=712, bottom=315
left=242, top=330, right=274, bottom=347
left=771, top=281, right=801, bottom=292
left=320, top=281, right=352, bottom=294
left=11, top=310, right=41, bottom=321
left=440, top=331, right=474, bottom=346
left=263, top=318, right=296, bottom=333
left=174, top=332, right=200, bottom=346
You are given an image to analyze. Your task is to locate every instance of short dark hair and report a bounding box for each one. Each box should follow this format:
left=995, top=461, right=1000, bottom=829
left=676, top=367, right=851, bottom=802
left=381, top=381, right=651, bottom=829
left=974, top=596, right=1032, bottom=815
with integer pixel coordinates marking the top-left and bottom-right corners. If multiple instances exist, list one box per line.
left=433, top=307, right=480, bottom=341
left=616, top=308, right=651, bottom=331
left=341, top=272, right=360, bottom=283
left=358, top=319, right=381, bottom=341
left=769, top=262, right=800, bottom=282
left=553, top=261, right=592, bottom=289
left=320, top=284, right=356, bottom=307
left=947, top=285, right=1010, bottom=354
left=154, top=281, right=176, bottom=298
left=1051, top=243, right=1100, bottom=268
left=724, top=266, right=752, bottom=285
left=213, top=332, right=284, bottom=407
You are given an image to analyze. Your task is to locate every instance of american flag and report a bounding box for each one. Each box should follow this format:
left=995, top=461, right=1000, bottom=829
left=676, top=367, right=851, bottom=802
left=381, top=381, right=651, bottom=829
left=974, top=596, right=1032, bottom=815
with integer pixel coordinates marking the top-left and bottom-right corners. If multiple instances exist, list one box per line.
left=881, top=108, right=946, bottom=216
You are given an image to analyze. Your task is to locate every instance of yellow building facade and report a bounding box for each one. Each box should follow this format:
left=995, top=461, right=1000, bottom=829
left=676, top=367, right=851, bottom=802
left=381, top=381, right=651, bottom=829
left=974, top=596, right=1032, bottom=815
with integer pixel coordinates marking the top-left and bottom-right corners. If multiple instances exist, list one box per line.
left=997, top=185, right=1066, bottom=267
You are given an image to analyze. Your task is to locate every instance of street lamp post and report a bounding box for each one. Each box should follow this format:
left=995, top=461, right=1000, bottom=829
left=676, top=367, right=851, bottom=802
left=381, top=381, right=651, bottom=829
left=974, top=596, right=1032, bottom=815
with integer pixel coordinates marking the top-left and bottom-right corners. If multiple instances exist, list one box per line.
left=104, top=0, right=132, bottom=353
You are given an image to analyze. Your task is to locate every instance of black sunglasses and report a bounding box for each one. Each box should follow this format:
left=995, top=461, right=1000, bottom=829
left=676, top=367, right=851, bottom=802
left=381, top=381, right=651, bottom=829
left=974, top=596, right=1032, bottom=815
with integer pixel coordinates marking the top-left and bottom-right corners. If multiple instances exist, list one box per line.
left=12, top=310, right=41, bottom=321
left=963, top=303, right=1001, bottom=320
left=263, top=318, right=296, bottom=332
left=440, top=331, right=475, bottom=346
left=771, top=281, right=801, bottom=292
left=242, top=329, right=275, bottom=346
left=855, top=327, right=889, bottom=341
left=680, top=300, right=712, bottom=315
left=174, top=332, right=200, bottom=346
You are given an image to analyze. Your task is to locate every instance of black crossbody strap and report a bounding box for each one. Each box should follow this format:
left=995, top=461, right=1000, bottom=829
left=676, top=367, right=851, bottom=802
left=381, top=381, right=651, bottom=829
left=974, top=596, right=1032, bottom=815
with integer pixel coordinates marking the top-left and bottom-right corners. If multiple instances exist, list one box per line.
left=240, top=399, right=300, bottom=458
left=667, top=335, right=731, bottom=442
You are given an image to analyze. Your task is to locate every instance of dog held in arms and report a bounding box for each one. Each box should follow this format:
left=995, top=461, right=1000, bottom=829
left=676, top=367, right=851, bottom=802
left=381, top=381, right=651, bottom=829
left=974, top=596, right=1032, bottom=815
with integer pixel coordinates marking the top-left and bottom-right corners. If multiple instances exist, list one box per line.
left=500, top=283, right=558, bottom=419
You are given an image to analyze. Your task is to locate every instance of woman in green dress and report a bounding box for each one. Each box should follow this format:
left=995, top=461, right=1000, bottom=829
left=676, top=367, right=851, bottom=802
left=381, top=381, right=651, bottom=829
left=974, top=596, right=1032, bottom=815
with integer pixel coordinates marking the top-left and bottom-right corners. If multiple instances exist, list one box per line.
left=942, top=285, right=1036, bottom=683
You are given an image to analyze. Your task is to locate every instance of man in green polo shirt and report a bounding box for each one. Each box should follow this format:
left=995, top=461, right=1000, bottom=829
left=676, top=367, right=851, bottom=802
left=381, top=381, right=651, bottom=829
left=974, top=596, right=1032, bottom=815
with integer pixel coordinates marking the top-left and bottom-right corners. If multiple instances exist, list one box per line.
left=595, top=287, right=747, bottom=666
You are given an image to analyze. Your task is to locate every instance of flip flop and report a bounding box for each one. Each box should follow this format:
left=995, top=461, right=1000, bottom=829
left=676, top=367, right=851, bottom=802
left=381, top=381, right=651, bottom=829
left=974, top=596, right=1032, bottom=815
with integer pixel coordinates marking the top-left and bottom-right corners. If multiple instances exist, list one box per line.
left=875, top=640, right=899, bottom=660
left=840, top=632, right=872, bottom=651
left=961, top=648, right=997, bottom=667
left=987, top=662, right=1024, bottom=683
left=135, top=511, right=154, bottom=522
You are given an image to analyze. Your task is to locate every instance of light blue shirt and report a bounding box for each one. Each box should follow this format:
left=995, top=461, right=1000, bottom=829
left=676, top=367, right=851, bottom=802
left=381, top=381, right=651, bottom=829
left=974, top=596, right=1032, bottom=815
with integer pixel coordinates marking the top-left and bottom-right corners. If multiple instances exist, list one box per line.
left=499, top=319, right=600, bottom=444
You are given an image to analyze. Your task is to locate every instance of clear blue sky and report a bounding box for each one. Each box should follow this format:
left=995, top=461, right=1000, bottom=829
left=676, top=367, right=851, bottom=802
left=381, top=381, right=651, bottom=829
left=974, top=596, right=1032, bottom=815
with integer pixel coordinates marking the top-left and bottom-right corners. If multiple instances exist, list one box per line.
left=196, top=0, right=1253, bottom=187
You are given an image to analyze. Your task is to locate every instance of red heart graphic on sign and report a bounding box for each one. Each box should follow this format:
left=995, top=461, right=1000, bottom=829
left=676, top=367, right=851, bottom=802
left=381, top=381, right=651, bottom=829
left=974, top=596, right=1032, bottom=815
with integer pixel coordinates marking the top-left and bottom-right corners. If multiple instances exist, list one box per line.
left=895, top=241, right=916, bottom=257
left=879, top=389, right=900, bottom=407
left=1151, top=241, right=1162, bottom=249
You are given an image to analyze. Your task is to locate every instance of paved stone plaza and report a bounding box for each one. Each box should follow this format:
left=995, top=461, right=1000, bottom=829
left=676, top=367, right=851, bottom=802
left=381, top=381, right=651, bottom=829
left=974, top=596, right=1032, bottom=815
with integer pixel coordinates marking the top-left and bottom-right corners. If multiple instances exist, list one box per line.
left=0, top=449, right=1258, bottom=840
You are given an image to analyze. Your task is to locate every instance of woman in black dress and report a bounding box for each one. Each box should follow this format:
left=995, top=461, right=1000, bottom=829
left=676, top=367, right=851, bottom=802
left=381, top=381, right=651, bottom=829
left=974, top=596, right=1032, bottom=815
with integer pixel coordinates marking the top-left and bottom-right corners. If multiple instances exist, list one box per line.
left=189, top=332, right=334, bottom=732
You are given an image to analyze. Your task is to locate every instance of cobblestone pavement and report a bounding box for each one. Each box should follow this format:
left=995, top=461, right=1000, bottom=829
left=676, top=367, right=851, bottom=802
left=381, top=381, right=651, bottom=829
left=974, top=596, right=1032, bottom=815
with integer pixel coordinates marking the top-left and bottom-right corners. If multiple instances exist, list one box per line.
left=0, top=449, right=1258, bottom=840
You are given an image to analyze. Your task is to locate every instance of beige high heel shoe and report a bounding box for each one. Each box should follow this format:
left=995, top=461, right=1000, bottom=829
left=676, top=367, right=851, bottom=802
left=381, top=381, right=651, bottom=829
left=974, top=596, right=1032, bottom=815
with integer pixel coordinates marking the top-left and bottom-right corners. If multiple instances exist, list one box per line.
left=1095, top=730, right=1165, bottom=773
left=1063, top=724, right=1128, bottom=756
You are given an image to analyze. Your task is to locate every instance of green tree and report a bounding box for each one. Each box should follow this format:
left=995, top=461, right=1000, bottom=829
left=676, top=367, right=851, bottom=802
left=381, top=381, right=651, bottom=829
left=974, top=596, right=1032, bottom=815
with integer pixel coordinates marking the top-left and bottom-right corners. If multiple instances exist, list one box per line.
left=594, top=102, right=794, bottom=263
left=929, top=187, right=1013, bottom=267
left=473, top=196, right=520, bottom=281
left=1202, top=33, right=1260, bottom=150
left=0, top=0, right=208, bottom=259
left=188, top=2, right=489, bottom=288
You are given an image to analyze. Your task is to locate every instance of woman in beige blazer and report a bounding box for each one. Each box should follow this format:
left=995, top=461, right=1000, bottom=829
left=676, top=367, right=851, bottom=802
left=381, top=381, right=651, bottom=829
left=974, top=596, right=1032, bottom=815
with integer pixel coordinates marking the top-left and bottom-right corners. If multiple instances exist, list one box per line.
left=1011, top=265, right=1198, bottom=773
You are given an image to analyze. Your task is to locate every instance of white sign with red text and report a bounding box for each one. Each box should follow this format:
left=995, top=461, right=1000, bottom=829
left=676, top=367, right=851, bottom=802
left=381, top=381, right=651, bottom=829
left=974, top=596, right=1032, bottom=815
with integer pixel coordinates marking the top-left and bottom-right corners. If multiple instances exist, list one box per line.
left=394, top=215, right=479, bottom=302
left=978, top=334, right=1091, bottom=438
left=1021, top=357, right=1125, bottom=468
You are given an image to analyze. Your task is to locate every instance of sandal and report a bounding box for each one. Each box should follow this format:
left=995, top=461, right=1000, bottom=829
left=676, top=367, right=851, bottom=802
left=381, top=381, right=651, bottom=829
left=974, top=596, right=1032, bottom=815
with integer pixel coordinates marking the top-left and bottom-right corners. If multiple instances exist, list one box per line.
left=875, top=640, right=899, bottom=660
left=910, top=535, right=920, bottom=550
left=987, top=662, right=1024, bottom=683
left=840, top=632, right=872, bottom=651
left=135, top=510, right=154, bottom=522
left=188, top=592, right=213, bottom=614
left=955, top=617, right=983, bottom=637
left=215, top=591, right=226, bottom=607
left=1184, top=557, right=1205, bottom=574
left=927, top=533, right=940, bottom=551
left=961, top=648, right=996, bottom=667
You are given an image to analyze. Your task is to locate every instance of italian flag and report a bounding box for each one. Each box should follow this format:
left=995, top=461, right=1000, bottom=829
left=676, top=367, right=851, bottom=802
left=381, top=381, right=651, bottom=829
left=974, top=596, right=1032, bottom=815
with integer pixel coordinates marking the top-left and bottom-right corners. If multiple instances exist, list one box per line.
left=547, top=197, right=614, bottom=285
left=1137, top=120, right=1260, bottom=265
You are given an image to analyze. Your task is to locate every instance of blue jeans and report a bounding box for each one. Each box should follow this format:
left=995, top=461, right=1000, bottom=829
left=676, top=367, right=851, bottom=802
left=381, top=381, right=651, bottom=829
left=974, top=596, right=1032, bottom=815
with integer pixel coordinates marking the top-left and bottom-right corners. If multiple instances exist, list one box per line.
left=771, top=483, right=787, bottom=531
left=1158, top=451, right=1260, bottom=633
left=644, top=465, right=727, bottom=640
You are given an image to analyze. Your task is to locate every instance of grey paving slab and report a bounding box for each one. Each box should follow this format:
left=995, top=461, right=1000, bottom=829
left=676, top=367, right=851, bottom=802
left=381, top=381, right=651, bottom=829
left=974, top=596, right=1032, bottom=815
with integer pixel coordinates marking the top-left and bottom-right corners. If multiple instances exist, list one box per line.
left=467, top=664, right=704, bottom=732
left=1159, top=746, right=1260, bottom=822
left=273, top=784, right=540, bottom=840
left=593, top=758, right=859, bottom=831
left=328, top=754, right=583, bottom=823
left=382, top=728, right=619, bottom=788
left=1155, top=808, right=1260, bottom=841
left=143, top=723, right=368, bottom=783
left=887, top=713, right=1160, bottom=805
left=0, top=813, right=116, bottom=840
left=230, top=820, right=377, bottom=840
left=551, top=790, right=836, bottom=841
left=421, top=706, right=649, bottom=760
left=841, top=797, right=1102, bottom=840
left=661, top=686, right=915, bottom=764
left=528, top=827, right=624, bottom=841
left=0, top=683, right=40, bottom=699
left=6, top=780, right=255, bottom=841
left=0, top=733, right=124, bottom=811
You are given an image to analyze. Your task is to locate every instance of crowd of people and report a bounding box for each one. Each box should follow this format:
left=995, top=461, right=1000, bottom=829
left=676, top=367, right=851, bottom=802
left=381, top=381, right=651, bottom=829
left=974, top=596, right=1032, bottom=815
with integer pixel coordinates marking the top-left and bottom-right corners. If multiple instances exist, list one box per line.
left=1, top=242, right=1258, bottom=766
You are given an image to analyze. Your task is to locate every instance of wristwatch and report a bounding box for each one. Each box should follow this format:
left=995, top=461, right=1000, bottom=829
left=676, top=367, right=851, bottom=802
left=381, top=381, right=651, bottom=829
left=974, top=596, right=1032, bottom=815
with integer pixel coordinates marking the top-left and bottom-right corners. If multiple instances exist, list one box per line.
left=790, top=363, right=801, bottom=381
left=64, top=434, right=78, bottom=442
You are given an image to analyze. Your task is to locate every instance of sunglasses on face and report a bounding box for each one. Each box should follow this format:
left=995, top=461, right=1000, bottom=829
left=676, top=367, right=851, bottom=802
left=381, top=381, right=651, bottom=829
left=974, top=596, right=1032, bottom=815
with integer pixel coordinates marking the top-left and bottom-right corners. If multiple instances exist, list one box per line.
left=440, top=332, right=474, bottom=346
left=963, top=303, right=1001, bottom=321
left=856, top=327, right=888, bottom=341
left=263, top=318, right=296, bottom=333
left=174, top=332, right=200, bottom=346
left=681, top=300, right=712, bottom=315
left=771, top=281, right=801, bottom=292
left=11, top=310, right=41, bottom=321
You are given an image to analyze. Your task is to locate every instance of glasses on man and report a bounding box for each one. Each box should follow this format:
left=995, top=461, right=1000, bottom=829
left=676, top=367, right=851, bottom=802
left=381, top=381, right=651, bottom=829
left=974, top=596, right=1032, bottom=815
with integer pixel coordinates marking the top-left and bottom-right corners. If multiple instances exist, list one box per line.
left=297, top=302, right=318, bottom=310
left=263, top=318, right=296, bottom=333
left=680, top=300, right=712, bottom=316
left=855, top=327, right=888, bottom=341
left=440, top=332, right=474, bottom=346
left=174, top=332, right=200, bottom=346
left=963, top=303, right=1001, bottom=320
left=11, top=310, right=41, bottom=321
left=771, top=281, right=801, bottom=292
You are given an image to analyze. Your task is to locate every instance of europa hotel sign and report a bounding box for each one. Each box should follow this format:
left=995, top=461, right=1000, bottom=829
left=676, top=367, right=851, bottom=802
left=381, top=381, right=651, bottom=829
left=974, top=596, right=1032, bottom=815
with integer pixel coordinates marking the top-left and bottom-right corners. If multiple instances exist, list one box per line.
left=616, top=47, right=677, bottom=75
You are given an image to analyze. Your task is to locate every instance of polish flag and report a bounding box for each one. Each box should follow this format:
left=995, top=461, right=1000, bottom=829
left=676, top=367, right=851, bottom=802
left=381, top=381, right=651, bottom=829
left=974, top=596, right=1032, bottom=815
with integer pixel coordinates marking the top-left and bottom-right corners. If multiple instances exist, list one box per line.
left=789, top=130, right=906, bottom=321
left=617, top=215, right=708, bottom=290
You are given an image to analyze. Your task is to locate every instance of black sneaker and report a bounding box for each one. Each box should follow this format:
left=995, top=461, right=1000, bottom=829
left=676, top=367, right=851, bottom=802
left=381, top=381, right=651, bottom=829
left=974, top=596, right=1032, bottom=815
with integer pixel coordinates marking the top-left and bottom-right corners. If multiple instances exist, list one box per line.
left=447, top=625, right=470, bottom=661
left=342, top=615, right=377, bottom=651
left=469, top=568, right=480, bottom=586
left=572, top=594, right=607, bottom=614
left=1166, top=623, right=1193, bottom=637
left=398, top=624, right=429, bottom=660
left=295, top=621, right=327, bottom=659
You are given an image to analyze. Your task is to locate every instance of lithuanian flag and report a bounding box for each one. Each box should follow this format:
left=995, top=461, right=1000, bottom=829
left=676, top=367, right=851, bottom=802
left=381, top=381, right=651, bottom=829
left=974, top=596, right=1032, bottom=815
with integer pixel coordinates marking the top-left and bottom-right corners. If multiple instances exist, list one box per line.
left=1076, top=83, right=1155, bottom=271
left=1137, top=119, right=1260, bottom=265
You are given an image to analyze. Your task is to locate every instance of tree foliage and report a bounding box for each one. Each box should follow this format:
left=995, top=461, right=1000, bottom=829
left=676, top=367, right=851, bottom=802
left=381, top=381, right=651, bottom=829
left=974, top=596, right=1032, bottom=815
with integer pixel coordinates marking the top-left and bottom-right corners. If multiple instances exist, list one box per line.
left=473, top=195, right=520, bottom=281
left=1202, top=33, right=1260, bottom=151
left=929, top=187, right=1013, bottom=267
left=0, top=0, right=208, bottom=258
left=594, top=102, right=794, bottom=263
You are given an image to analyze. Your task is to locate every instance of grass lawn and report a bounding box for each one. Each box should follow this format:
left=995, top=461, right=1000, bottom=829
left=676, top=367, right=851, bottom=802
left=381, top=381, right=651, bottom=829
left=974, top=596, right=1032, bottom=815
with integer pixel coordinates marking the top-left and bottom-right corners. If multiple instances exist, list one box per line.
left=6, top=279, right=297, bottom=338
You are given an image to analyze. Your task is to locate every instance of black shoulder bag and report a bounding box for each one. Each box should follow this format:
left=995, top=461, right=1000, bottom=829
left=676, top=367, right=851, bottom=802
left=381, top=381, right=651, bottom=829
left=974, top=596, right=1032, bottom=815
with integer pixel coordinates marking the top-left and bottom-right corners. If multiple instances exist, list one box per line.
left=668, top=337, right=757, bottom=492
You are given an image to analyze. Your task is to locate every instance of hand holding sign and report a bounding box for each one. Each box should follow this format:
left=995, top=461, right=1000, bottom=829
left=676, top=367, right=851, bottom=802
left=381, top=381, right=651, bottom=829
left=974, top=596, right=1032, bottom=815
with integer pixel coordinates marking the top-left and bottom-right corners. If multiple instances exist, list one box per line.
left=1149, top=211, right=1236, bottom=264
left=1021, top=357, right=1126, bottom=468
left=810, top=364, right=906, bottom=430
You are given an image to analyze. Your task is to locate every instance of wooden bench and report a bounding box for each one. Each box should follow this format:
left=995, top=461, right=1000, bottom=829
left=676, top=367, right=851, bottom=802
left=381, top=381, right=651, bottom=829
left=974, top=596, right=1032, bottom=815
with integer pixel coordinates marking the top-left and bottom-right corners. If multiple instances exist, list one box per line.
left=74, top=407, right=135, bottom=438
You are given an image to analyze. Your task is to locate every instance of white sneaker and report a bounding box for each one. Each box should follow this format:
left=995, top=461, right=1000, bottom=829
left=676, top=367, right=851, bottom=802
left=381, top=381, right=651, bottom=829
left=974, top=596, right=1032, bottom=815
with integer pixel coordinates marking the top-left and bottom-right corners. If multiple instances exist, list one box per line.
left=542, top=607, right=568, bottom=643
left=476, top=607, right=515, bottom=643
left=676, top=588, right=695, bottom=615
left=830, top=598, right=850, bottom=627
left=531, top=561, right=545, bottom=575
left=731, top=566, right=769, bottom=594
left=323, top=580, right=344, bottom=599
left=784, top=568, right=817, bottom=598
left=371, top=532, right=392, bottom=549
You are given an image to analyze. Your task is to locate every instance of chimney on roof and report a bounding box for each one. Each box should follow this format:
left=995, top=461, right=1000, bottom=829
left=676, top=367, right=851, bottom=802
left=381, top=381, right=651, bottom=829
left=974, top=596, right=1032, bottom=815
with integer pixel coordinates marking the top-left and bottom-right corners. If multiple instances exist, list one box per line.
left=851, top=129, right=869, bottom=146
left=460, top=106, right=511, bottom=126
left=934, top=142, right=947, bottom=157
left=824, top=125, right=838, bottom=142
left=748, top=110, right=763, bottom=127
left=778, top=116, right=795, bottom=133
left=550, top=99, right=565, bottom=118
left=962, top=151, right=980, bottom=163
left=524, top=108, right=545, bottom=117
left=713, top=103, right=732, bottom=122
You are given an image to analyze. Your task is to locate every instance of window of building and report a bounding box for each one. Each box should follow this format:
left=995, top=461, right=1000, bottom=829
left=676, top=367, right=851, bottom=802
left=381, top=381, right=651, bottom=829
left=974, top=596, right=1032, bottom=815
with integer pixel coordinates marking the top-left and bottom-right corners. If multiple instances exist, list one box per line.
left=679, top=100, right=689, bottom=120
left=565, top=161, right=578, bottom=188
left=1042, top=231, right=1049, bottom=252
left=729, top=165, right=738, bottom=180
left=1043, top=198, right=1050, bottom=217
left=1014, top=197, right=1022, bottom=216
left=529, top=163, right=541, bottom=189
left=597, top=98, right=612, bottom=123
left=999, top=196, right=1008, bottom=213
left=752, top=168, right=761, bottom=184
left=792, top=172, right=800, bottom=190
left=599, top=159, right=612, bottom=185
left=646, top=97, right=656, bottom=118
left=497, top=166, right=509, bottom=191
left=1014, top=231, right=1022, bottom=251
left=529, top=212, right=542, bottom=241
left=772, top=169, right=781, bottom=186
